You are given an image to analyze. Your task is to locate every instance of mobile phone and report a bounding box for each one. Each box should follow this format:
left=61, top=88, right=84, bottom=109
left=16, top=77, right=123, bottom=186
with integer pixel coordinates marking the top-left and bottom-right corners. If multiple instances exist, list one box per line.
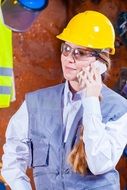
left=94, top=60, right=107, bottom=74
left=77, top=60, right=107, bottom=83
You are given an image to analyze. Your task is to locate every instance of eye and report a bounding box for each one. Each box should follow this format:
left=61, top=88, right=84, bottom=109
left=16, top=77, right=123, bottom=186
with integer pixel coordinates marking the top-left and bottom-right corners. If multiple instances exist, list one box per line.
left=76, top=49, right=91, bottom=56
left=61, top=43, right=71, bottom=53
left=65, top=44, right=71, bottom=52
left=78, top=50, right=87, bottom=56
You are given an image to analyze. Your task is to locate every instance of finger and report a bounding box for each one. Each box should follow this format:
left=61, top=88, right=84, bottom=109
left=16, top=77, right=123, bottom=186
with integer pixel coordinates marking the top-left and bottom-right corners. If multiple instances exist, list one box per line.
left=77, top=70, right=84, bottom=84
left=85, top=68, right=94, bottom=83
left=94, top=68, right=102, bottom=83
left=79, top=73, right=87, bottom=88
left=91, top=65, right=101, bottom=83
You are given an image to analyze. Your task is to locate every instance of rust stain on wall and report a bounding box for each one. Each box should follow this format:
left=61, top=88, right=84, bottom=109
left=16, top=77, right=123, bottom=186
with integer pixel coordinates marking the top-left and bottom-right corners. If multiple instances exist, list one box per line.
left=0, top=0, right=67, bottom=144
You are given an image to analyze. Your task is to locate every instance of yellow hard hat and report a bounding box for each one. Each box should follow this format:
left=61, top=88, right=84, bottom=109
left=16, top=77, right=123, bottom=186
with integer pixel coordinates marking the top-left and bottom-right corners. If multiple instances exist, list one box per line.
left=57, top=10, right=115, bottom=54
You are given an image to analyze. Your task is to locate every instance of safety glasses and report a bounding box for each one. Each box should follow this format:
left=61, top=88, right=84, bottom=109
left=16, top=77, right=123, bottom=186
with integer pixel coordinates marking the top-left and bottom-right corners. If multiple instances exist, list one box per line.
left=61, top=43, right=100, bottom=61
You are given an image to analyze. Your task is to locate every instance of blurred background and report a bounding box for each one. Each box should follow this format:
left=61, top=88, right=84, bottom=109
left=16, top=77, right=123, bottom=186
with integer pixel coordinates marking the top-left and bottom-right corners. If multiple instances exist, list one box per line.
left=0, top=0, right=127, bottom=189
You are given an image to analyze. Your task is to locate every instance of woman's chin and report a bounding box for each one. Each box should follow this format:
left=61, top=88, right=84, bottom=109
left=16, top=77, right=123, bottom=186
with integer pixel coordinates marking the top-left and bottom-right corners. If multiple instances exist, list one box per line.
left=64, top=75, right=78, bottom=82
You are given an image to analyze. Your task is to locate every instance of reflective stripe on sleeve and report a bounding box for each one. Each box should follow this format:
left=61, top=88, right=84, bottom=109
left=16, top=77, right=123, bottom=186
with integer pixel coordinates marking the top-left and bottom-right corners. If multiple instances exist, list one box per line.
left=0, top=86, right=11, bottom=94
left=0, top=67, right=12, bottom=76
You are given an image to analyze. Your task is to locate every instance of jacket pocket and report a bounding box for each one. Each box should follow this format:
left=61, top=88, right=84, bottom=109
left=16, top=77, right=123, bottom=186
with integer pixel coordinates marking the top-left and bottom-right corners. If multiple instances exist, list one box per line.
left=28, top=138, right=49, bottom=167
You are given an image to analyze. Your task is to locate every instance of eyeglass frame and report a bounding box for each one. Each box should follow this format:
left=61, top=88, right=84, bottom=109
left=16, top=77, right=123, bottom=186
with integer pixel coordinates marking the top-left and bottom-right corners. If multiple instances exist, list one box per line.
left=61, top=42, right=102, bottom=61
left=61, top=43, right=109, bottom=66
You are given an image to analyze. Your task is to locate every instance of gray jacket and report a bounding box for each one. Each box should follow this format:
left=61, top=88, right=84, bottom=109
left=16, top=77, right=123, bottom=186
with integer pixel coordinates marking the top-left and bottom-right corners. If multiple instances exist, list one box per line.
left=26, top=83, right=127, bottom=190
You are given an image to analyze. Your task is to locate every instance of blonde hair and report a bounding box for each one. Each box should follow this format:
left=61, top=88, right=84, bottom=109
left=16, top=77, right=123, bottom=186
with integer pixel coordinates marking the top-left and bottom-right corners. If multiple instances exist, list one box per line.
left=67, top=126, right=87, bottom=175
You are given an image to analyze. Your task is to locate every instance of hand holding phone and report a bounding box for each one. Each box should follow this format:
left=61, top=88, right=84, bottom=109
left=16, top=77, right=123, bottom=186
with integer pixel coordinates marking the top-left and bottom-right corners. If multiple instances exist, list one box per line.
left=77, top=61, right=103, bottom=96
left=77, top=60, right=106, bottom=86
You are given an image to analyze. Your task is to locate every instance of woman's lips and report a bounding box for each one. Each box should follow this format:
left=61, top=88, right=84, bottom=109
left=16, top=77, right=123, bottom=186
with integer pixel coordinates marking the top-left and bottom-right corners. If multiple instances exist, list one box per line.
left=65, top=66, right=76, bottom=71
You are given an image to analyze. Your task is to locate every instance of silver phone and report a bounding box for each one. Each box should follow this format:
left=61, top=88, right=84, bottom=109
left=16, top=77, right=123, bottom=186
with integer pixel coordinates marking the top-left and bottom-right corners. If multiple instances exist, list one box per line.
left=94, top=60, right=107, bottom=74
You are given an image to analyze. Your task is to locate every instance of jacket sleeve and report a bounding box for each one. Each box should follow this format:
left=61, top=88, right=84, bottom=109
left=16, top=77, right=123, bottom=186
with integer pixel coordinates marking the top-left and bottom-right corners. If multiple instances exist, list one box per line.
left=1, top=101, right=32, bottom=190
left=82, top=96, right=127, bottom=175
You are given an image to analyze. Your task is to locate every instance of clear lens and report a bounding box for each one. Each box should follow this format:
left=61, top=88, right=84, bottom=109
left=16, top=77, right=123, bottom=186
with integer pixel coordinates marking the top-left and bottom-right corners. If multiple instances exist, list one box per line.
left=61, top=43, right=98, bottom=61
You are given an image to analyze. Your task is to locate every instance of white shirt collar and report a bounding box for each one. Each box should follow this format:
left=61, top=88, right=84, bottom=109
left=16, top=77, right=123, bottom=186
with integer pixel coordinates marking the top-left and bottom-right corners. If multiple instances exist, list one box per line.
left=64, top=81, right=82, bottom=106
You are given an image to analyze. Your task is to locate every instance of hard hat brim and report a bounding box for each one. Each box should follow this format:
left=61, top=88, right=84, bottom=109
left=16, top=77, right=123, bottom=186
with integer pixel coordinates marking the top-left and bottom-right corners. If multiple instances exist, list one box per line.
left=56, top=11, right=115, bottom=55
left=1, top=0, right=41, bottom=32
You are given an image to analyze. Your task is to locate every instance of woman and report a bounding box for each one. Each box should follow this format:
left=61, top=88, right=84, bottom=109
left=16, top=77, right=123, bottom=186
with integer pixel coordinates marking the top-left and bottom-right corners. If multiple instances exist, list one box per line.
left=2, top=10, right=127, bottom=190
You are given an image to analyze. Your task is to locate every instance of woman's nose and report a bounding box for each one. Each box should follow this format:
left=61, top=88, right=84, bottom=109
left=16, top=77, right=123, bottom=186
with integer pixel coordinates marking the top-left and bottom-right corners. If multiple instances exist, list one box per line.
left=67, top=51, right=76, bottom=63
